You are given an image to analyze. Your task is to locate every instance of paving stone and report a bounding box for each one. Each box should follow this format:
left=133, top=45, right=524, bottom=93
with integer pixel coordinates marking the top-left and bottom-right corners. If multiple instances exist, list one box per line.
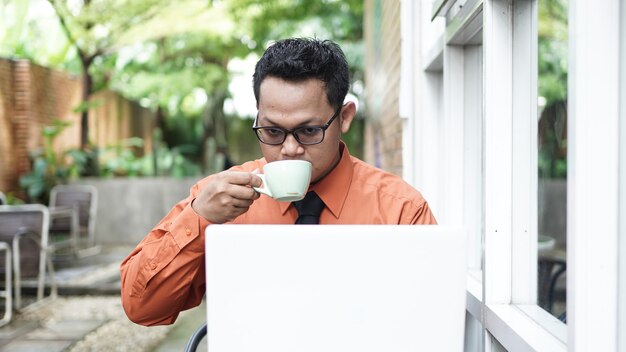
left=0, top=246, right=184, bottom=351
left=22, top=319, right=105, bottom=340
left=0, top=339, right=73, bottom=352
left=0, top=320, right=39, bottom=340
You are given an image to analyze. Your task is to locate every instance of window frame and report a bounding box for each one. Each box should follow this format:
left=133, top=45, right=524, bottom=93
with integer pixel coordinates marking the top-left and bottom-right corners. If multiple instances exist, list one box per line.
left=416, top=0, right=625, bottom=350
left=568, top=0, right=621, bottom=349
left=417, top=0, right=571, bottom=350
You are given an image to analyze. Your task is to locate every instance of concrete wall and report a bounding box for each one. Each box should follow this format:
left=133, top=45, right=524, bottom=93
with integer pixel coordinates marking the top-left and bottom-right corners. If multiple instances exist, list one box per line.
left=538, top=179, right=567, bottom=249
left=72, top=177, right=201, bottom=245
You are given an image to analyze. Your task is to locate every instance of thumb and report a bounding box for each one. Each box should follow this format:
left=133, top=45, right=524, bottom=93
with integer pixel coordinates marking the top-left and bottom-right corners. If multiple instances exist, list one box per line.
left=250, top=169, right=263, bottom=188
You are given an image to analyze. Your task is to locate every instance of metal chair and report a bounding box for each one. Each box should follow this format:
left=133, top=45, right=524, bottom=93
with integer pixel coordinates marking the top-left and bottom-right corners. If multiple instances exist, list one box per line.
left=538, top=249, right=566, bottom=314
left=49, top=184, right=100, bottom=257
left=0, top=204, right=57, bottom=309
left=0, top=242, right=12, bottom=327
left=184, top=322, right=207, bottom=352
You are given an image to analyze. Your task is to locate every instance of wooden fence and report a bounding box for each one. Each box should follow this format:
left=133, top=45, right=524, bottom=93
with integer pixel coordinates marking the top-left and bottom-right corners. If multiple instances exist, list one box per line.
left=0, top=58, right=154, bottom=197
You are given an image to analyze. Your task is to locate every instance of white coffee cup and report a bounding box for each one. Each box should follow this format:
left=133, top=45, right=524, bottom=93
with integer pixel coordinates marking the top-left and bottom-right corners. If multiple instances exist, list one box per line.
left=253, top=160, right=312, bottom=202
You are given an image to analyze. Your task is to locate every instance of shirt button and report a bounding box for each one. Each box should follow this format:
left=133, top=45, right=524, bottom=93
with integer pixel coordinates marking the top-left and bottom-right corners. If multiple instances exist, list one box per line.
left=149, top=261, right=157, bottom=270
left=185, top=226, right=192, bottom=236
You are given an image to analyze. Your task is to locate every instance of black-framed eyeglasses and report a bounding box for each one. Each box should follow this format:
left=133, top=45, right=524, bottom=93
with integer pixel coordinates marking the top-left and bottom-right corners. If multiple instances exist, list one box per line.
left=252, top=106, right=342, bottom=145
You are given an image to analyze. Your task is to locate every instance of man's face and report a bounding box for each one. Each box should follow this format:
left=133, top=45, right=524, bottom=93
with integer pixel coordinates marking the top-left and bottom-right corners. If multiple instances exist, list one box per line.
left=256, top=76, right=354, bottom=183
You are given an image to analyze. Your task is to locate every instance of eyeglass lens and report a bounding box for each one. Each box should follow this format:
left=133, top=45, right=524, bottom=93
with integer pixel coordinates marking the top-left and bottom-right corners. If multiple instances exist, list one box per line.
left=255, top=127, right=324, bottom=145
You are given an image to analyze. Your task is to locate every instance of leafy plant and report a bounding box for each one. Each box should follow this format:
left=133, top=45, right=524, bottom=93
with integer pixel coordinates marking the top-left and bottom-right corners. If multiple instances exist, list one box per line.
left=98, top=135, right=201, bottom=178
left=99, top=137, right=146, bottom=177
left=3, top=192, right=25, bottom=205
left=19, top=119, right=88, bottom=203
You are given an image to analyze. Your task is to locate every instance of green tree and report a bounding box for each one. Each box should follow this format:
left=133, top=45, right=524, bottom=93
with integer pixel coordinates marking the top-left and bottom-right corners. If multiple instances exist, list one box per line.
left=47, top=0, right=168, bottom=149
left=3, top=0, right=365, bottom=174
left=108, top=0, right=365, bottom=170
left=0, top=0, right=77, bottom=70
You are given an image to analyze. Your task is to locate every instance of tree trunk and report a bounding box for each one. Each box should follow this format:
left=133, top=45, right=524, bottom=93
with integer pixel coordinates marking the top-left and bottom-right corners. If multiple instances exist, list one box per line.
left=81, top=64, right=92, bottom=149
left=79, top=55, right=99, bottom=176
left=153, top=106, right=165, bottom=176
left=200, top=90, right=227, bottom=173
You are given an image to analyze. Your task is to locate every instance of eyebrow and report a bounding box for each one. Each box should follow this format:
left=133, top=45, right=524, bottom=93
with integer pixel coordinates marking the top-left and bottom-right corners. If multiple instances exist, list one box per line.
left=258, top=115, right=322, bottom=127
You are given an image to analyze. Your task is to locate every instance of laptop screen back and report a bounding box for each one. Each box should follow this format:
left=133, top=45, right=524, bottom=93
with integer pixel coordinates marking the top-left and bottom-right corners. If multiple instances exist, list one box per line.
left=205, top=225, right=467, bottom=352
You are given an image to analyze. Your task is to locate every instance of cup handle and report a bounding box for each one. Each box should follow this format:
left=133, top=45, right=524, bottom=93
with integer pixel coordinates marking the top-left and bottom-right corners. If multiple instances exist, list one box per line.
left=252, top=174, right=273, bottom=198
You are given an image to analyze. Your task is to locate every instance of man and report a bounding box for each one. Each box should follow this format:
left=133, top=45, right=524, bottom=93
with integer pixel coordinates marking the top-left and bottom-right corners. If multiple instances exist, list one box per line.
left=120, top=38, right=437, bottom=326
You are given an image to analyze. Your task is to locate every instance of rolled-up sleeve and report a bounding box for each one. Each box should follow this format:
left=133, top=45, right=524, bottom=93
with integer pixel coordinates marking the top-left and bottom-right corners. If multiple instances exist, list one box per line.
left=120, top=187, right=210, bottom=326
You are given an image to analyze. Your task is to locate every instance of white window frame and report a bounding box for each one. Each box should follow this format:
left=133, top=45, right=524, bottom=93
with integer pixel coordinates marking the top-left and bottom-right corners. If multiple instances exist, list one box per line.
left=568, top=0, right=621, bottom=350
left=414, top=0, right=625, bottom=350
left=480, top=1, right=568, bottom=350
left=617, top=0, right=626, bottom=351
left=412, top=0, right=616, bottom=350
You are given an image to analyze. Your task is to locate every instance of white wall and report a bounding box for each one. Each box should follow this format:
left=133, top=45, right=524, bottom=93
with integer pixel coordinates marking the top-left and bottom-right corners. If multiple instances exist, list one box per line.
left=73, top=177, right=199, bottom=245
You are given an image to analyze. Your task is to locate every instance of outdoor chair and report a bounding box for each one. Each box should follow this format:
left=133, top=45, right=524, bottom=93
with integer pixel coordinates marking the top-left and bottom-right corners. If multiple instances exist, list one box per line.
left=0, top=204, right=57, bottom=309
left=538, top=249, right=566, bottom=315
left=184, top=322, right=207, bottom=352
left=0, top=242, right=12, bottom=327
left=48, top=184, right=100, bottom=257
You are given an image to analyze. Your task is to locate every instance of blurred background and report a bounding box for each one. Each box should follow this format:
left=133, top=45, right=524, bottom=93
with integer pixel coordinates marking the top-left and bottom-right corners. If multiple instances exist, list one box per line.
left=0, top=0, right=365, bottom=205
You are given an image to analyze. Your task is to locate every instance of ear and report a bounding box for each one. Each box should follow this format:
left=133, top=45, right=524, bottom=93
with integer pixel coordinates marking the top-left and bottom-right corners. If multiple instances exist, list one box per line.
left=339, top=101, right=357, bottom=134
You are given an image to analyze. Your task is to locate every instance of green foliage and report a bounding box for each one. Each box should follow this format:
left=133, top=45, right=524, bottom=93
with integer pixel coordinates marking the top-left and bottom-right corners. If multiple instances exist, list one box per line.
left=5, top=0, right=366, bottom=178
left=72, top=98, right=103, bottom=113
left=342, top=116, right=364, bottom=160
left=0, top=0, right=80, bottom=72
left=3, top=192, right=26, bottom=205
left=538, top=36, right=567, bottom=104
left=226, top=0, right=365, bottom=85
left=98, top=133, right=201, bottom=178
left=227, top=0, right=363, bottom=48
left=226, top=116, right=262, bottom=163
left=149, top=144, right=202, bottom=178
left=19, top=119, right=88, bottom=203
left=99, top=137, right=146, bottom=177
left=538, top=0, right=568, bottom=179
left=47, top=0, right=169, bottom=57
left=110, top=37, right=228, bottom=114
left=538, top=0, right=567, bottom=104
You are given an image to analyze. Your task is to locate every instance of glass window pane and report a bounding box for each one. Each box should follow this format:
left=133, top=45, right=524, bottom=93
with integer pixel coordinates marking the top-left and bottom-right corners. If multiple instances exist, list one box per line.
left=537, top=0, right=568, bottom=322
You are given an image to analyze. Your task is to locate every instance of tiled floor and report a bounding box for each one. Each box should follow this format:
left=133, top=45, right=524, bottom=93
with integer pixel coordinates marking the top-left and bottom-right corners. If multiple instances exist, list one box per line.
left=0, top=245, right=206, bottom=351
left=1, top=319, right=105, bottom=352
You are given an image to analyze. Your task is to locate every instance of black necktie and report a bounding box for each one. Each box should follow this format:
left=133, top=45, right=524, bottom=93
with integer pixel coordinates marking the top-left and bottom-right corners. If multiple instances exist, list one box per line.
left=293, top=191, right=325, bottom=224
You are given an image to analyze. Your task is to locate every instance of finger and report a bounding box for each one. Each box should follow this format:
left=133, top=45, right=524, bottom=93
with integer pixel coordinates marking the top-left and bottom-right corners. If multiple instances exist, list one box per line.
left=249, top=174, right=263, bottom=188
left=230, top=198, right=255, bottom=209
left=224, top=171, right=262, bottom=187
left=229, top=184, right=262, bottom=200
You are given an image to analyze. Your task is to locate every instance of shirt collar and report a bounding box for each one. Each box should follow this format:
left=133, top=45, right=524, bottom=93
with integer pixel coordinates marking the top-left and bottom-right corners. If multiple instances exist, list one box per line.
left=278, top=142, right=353, bottom=218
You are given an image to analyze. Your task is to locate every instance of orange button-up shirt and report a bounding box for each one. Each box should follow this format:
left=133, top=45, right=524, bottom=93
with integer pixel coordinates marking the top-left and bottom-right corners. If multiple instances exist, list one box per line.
left=120, top=145, right=437, bottom=326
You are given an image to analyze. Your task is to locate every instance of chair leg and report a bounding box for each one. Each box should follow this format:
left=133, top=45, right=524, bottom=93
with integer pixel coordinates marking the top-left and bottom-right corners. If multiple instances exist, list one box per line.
left=36, top=241, right=47, bottom=301
left=547, top=264, right=567, bottom=313
left=0, top=243, right=12, bottom=327
left=45, top=248, right=58, bottom=300
left=11, top=232, right=57, bottom=310
left=11, top=237, right=22, bottom=310
left=184, top=322, right=207, bottom=352
left=70, top=205, right=80, bottom=256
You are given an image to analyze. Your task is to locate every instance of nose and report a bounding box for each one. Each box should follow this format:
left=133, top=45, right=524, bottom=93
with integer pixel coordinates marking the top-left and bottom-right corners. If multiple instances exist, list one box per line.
left=281, top=133, right=305, bottom=157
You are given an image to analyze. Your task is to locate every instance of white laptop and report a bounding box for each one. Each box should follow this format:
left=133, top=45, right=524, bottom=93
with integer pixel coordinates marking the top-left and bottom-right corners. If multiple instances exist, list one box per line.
left=205, top=225, right=467, bottom=352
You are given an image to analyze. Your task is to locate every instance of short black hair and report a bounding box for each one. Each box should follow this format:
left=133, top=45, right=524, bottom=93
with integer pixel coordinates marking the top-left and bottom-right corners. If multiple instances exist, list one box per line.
left=253, top=38, right=350, bottom=110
